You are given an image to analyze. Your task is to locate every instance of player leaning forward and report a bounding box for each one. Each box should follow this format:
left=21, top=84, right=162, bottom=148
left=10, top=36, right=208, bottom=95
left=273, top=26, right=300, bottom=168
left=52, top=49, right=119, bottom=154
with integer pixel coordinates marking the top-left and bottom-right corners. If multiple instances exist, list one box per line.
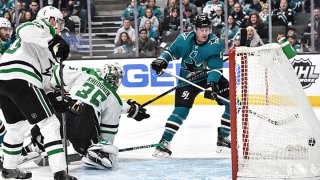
left=23, top=63, right=150, bottom=169
left=152, top=14, right=231, bottom=157
left=0, top=6, right=76, bottom=180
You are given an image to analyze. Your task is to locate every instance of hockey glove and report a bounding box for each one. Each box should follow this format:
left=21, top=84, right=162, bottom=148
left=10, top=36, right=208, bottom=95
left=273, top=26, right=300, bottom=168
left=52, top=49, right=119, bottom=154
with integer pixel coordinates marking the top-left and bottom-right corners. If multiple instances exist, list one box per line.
left=47, top=91, right=73, bottom=113
left=48, top=34, right=70, bottom=61
left=151, top=57, right=168, bottom=75
left=127, top=99, right=150, bottom=121
left=204, top=82, right=219, bottom=101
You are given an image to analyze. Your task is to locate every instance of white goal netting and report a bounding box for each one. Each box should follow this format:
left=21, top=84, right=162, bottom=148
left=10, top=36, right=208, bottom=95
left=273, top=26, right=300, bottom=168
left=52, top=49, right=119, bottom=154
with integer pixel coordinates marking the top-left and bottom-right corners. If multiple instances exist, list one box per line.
left=231, top=43, right=320, bottom=179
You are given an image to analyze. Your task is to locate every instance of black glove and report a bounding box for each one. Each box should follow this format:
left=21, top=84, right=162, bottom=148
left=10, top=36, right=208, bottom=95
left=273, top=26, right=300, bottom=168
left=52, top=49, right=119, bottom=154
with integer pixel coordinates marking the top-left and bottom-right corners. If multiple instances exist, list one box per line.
left=47, top=91, right=73, bottom=113
left=151, top=57, right=168, bottom=75
left=127, top=99, right=150, bottom=121
left=48, top=34, right=70, bottom=61
left=204, top=82, right=219, bottom=100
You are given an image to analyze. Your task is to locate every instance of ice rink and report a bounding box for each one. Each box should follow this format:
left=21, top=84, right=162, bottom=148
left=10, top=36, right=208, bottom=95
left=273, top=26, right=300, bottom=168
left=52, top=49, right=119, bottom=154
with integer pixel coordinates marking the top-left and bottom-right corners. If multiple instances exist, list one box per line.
left=3, top=105, right=320, bottom=180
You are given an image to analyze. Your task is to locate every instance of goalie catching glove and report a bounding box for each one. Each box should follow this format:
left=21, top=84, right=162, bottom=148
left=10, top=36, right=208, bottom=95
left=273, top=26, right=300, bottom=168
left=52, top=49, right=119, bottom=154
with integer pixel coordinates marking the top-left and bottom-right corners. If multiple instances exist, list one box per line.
left=204, top=82, right=219, bottom=100
left=48, top=34, right=70, bottom=60
left=127, top=99, right=150, bottom=121
left=151, top=57, right=168, bottom=75
left=82, top=141, right=118, bottom=169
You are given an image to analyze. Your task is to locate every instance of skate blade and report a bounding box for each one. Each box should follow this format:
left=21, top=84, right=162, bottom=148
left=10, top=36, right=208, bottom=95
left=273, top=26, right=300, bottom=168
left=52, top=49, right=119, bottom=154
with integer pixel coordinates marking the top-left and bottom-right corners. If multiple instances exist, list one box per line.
left=152, top=151, right=171, bottom=159
left=216, top=146, right=231, bottom=153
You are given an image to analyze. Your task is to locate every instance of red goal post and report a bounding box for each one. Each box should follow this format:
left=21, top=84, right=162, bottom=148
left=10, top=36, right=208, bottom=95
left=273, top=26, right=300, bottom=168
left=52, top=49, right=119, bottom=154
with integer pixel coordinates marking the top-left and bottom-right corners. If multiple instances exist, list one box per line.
left=229, top=44, right=320, bottom=180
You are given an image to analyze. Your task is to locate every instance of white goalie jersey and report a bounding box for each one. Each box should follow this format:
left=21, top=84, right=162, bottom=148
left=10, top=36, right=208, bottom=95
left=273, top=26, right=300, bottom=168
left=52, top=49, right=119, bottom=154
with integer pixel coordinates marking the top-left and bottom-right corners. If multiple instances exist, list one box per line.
left=0, top=19, right=57, bottom=89
left=50, top=64, right=124, bottom=143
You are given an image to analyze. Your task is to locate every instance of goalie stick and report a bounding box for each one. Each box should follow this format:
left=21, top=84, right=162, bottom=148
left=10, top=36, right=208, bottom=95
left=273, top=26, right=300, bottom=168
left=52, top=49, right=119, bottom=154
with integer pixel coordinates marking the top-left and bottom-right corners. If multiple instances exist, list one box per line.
left=34, top=142, right=165, bottom=165
left=162, top=69, right=298, bottom=126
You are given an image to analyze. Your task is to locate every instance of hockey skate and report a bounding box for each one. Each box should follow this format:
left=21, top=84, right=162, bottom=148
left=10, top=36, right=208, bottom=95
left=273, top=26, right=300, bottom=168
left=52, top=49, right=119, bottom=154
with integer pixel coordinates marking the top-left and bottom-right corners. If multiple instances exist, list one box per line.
left=54, top=170, right=77, bottom=180
left=216, top=136, right=231, bottom=153
left=152, top=139, right=172, bottom=158
left=1, top=168, right=32, bottom=179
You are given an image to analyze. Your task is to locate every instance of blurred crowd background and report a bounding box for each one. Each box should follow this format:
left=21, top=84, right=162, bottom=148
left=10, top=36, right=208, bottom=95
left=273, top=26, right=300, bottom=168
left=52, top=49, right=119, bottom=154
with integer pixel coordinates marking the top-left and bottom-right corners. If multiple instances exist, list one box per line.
left=0, top=0, right=319, bottom=59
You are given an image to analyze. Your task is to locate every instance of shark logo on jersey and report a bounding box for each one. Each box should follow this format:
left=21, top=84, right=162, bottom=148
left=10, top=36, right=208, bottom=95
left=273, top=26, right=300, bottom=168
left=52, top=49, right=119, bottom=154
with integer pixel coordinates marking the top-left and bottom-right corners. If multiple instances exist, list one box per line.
left=209, top=38, right=219, bottom=45
left=183, top=59, right=202, bottom=72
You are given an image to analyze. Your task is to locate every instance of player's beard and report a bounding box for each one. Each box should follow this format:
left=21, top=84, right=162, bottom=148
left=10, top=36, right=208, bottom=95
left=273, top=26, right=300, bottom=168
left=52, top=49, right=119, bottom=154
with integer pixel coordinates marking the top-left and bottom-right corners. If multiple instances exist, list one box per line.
left=0, top=34, right=8, bottom=41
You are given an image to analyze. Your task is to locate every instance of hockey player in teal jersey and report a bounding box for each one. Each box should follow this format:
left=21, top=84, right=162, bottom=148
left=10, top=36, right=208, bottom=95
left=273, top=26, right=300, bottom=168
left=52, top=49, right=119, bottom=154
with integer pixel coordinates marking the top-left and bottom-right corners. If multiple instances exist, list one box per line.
left=0, top=17, right=12, bottom=57
left=151, top=14, right=231, bottom=157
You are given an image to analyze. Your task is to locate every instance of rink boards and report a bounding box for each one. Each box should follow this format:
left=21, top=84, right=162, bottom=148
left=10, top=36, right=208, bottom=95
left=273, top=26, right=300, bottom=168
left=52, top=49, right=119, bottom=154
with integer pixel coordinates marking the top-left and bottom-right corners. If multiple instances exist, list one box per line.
left=66, top=53, right=320, bottom=106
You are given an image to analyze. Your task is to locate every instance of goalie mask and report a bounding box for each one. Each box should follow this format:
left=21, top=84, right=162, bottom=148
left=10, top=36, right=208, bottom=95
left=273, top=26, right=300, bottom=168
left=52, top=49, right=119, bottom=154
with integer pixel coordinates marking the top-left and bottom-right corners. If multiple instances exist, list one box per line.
left=99, top=63, right=124, bottom=90
left=36, top=6, right=64, bottom=32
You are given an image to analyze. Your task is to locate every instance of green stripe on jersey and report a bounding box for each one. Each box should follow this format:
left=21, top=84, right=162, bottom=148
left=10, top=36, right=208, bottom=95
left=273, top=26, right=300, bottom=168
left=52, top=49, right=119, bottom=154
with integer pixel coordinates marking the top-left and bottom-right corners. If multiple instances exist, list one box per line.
left=41, top=19, right=56, bottom=37
left=3, top=149, right=22, bottom=155
left=16, top=22, right=34, bottom=38
left=0, top=68, right=42, bottom=82
left=47, top=148, right=64, bottom=156
left=32, top=85, right=52, bottom=117
left=53, top=65, right=61, bottom=86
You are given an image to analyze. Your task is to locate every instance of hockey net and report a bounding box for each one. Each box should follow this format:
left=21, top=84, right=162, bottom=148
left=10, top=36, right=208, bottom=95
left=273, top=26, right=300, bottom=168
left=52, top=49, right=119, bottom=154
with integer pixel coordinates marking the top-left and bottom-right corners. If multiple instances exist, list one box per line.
left=229, top=43, right=320, bottom=179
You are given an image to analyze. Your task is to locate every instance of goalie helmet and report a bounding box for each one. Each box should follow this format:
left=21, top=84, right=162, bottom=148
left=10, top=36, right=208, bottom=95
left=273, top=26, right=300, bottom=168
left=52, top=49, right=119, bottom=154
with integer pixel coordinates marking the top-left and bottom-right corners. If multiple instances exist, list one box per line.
left=193, top=14, right=212, bottom=32
left=36, top=6, right=64, bottom=30
left=99, top=63, right=124, bottom=90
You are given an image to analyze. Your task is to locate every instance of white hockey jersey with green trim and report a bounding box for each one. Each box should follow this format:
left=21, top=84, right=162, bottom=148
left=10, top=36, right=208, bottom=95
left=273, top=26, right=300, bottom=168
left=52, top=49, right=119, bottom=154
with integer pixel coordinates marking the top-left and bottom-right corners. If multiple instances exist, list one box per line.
left=0, top=19, right=57, bottom=89
left=50, top=64, right=124, bottom=143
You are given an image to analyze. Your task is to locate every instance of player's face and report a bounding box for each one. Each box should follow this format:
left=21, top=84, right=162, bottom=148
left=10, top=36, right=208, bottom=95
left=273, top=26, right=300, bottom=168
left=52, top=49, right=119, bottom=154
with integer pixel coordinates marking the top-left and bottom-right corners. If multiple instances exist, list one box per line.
left=0, top=28, right=11, bottom=41
left=195, top=27, right=210, bottom=43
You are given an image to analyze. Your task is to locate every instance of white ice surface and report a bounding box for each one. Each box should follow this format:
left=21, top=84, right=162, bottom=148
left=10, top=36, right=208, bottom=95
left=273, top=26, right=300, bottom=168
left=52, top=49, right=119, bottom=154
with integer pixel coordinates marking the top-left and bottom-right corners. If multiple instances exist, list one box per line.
left=2, top=106, right=320, bottom=180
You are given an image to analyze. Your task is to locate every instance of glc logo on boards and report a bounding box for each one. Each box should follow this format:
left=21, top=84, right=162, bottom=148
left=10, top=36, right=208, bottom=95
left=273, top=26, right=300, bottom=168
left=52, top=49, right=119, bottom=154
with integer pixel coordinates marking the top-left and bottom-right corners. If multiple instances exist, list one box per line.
left=292, top=58, right=319, bottom=89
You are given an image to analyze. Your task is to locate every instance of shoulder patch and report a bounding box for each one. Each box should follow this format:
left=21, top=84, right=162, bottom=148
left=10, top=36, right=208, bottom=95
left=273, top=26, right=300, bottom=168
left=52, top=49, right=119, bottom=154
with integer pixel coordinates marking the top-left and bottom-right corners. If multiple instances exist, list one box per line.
left=182, top=32, right=191, bottom=40
left=209, top=37, right=219, bottom=45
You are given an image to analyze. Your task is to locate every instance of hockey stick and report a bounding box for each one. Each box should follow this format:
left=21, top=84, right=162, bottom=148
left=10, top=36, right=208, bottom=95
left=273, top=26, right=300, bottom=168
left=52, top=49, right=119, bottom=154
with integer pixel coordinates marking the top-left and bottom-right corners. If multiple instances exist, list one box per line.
left=119, top=142, right=164, bottom=152
left=35, top=142, right=165, bottom=165
left=141, top=70, right=207, bottom=107
left=162, top=69, right=294, bottom=126
left=58, top=59, right=69, bottom=171
left=141, top=55, right=230, bottom=107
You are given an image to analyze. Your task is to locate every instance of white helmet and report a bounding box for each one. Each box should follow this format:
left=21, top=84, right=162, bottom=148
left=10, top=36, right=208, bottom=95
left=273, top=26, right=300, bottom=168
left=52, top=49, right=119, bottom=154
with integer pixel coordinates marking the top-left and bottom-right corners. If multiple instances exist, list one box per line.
left=36, top=6, right=64, bottom=29
left=98, top=63, right=125, bottom=90
left=0, top=18, right=11, bottom=29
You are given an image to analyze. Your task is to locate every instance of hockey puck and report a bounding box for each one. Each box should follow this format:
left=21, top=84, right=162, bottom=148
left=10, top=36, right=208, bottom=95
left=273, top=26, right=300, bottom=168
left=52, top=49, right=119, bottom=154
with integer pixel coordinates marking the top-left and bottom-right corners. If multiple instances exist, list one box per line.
left=308, top=138, right=316, bottom=146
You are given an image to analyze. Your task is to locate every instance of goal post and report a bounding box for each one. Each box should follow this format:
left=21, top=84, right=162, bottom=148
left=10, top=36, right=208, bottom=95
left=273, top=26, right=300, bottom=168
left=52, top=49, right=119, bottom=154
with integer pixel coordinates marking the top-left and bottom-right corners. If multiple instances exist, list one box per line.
left=229, top=43, right=320, bottom=179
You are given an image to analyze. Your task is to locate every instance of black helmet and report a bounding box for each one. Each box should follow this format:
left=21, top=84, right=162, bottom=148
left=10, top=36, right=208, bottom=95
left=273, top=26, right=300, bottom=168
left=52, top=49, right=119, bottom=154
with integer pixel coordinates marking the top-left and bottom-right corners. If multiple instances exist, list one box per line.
left=193, top=14, right=211, bottom=29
